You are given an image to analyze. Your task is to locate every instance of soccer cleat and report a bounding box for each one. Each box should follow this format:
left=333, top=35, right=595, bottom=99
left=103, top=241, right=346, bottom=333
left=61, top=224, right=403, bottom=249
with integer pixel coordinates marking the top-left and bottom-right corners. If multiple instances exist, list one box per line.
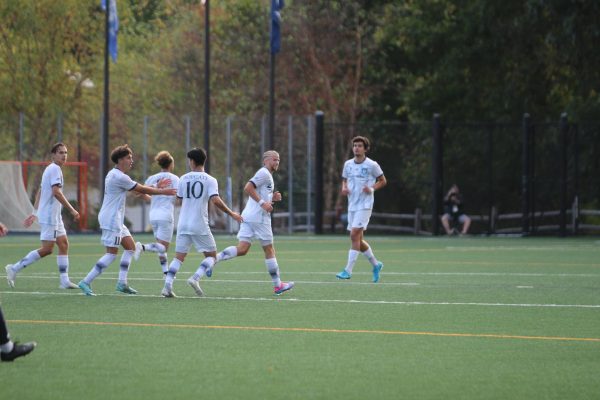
left=116, top=282, right=138, bottom=295
left=336, top=270, right=351, bottom=280
left=133, top=242, right=143, bottom=261
left=274, top=281, right=295, bottom=295
left=161, top=286, right=177, bottom=298
left=187, top=278, right=204, bottom=297
left=372, top=262, right=384, bottom=283
left=5, top=264, right=16, bottom=288
left=59, top=281, right=79, bottom=289
left=1, top=341, right=37, bottom=362
left=78, top=280, right=96, bottom=296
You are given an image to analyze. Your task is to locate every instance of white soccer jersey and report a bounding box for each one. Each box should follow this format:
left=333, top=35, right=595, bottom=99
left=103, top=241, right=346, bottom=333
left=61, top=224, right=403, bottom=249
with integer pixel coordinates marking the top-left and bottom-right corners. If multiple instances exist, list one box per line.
left=98, top=168, right=138, bottom=231
left=176, top=171, right=219, bottom=235
left=241, top=167, right=274, bottom=224
left=342, top=157, right=384, bottom=212
left=37, top=163, right=63, bottom=226
left=145, top=172, right=179, bottom=222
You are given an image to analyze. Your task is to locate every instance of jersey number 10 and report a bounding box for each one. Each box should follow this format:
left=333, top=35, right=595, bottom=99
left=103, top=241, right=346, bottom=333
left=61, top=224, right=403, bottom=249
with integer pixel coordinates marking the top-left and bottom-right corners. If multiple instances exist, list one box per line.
left=186, top=181, right=204, bottom=199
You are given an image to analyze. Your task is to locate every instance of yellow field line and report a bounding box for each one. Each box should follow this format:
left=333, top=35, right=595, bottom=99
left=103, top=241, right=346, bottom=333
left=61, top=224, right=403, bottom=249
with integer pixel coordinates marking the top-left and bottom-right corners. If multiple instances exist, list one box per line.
left=8, top=319, right=600, bottom=342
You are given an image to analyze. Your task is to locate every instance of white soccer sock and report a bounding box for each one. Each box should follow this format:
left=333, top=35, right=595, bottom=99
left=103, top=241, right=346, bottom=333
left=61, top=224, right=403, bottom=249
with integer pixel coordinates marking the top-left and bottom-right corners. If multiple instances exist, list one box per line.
left=57, top=255, right=69, bottom=281
left=13, top=250, right=42, bottom=272
left=216, top=246, right=238, bottom=262
left=118, top=250, right=134, bottom=284
left=144, top=243, right=166, bottom=253
left=192, top=257, right=215, bottom=281
left=265, top=258, right=281, bottom=287
left=84, top=253, right=116, bottom=284
left=159, top=252, right=168, bottom=274
left=165, top=259, right=182, bottom=286
left=362, top=247, right=379, bottom=267
left=345, top=249, right=360, bottom=274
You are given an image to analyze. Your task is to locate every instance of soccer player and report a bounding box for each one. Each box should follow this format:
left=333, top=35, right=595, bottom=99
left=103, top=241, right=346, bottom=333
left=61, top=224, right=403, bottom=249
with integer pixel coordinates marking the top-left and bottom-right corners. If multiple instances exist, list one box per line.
left=335, top=136, right=387, bottom=282
left=5, top=142, right=81, bottom=289
left=161, top=148, right=243, bottom=297
left=78, top=144, right=177, bottom=296
left=161, top=147, right=242, bottom=298
left=133, top=151, right=180, bottom=275
left=0, top=222, right=37, bottom=362
left=215, top=150, right=295, bottom=296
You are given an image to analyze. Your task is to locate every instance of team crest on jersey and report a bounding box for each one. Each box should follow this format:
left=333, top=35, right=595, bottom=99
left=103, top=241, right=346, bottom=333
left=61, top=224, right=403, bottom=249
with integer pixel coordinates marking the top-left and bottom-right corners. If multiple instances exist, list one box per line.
left=361, top=167, right=369, bottom=176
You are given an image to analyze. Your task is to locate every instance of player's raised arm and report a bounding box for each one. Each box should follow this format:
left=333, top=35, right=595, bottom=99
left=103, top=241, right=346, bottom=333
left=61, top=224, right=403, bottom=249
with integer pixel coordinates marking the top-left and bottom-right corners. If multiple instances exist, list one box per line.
left=132, top=183, right=176, bottom=197
left=210, top=196, right=243, bottom=223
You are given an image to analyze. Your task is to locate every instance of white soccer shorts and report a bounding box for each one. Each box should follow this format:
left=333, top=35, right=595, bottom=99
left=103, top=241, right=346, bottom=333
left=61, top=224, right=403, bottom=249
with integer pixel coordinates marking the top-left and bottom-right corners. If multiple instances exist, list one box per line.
left=39, top=222, right=66, bottom=241
left=346, top=209, right=372, bottom=231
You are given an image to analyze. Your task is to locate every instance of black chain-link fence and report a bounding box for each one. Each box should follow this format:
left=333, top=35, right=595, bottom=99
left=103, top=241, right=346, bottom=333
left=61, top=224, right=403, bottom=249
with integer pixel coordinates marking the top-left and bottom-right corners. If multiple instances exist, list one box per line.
left=2, top=112, right=599, bottom=235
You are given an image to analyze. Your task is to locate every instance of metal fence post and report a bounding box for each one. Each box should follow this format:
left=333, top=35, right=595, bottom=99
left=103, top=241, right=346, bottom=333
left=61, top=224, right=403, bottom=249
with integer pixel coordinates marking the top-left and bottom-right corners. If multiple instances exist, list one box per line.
left=487, top=126, right=495, bottom=234
left=287, top=115, right=294, bottom=234
left=306, top=115, right=313, bottom=233
left=315, top=111, right=324, bottom=234
left=19, top=112, right=24, bottom=161
left=559, top=112, right=568, bottom=237
left=141, top=115, right=148, bottom=232
left=573, top=123, right=579, bottom=234
left=226, top=116, right=233, bottom=234
left=185, top=116, right=191, bottom=172
left=431, top=114, right=443, bottom=235
left=99, top=115, right=105, bottom=196
left=57, top=113, right=63, bottom=143
left=260, top=115, right=266, bottom=154
left=521, top=113, right=531, bottom=235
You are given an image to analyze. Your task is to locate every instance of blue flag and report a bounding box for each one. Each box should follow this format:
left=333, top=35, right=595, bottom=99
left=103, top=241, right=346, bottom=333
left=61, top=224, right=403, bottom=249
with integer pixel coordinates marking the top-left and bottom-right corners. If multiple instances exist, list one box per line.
left=270, top=0, right=284, bottom=54
left=101, top=0, right=119, bottom=62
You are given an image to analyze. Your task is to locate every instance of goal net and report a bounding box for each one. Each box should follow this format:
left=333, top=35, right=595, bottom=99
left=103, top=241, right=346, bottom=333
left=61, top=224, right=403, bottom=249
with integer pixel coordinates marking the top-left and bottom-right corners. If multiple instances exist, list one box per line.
left=0, top=161, right=89, bottom=232
left=0, top=161, right=39, bottom=232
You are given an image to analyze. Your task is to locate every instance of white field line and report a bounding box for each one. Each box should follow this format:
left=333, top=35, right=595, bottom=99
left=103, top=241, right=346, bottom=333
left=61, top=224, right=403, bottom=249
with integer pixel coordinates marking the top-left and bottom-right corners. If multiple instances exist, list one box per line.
left=444, top=246, right=600, bottom=251
left=22, top=270, right=600, bottom=278
left=4, top=274, right=420, bottom=286
left=1, top=289, right=599, bottom=309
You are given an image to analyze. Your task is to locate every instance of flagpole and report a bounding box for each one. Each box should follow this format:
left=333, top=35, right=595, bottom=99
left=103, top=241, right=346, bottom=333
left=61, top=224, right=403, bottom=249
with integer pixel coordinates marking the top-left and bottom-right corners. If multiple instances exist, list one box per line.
left=268, top=51, right=275, bottom=150
left=203, top=0, right=210, bottom=172
left=102, top=0, right=110, bottom=197
left=268, top=1, right=283, bottom=150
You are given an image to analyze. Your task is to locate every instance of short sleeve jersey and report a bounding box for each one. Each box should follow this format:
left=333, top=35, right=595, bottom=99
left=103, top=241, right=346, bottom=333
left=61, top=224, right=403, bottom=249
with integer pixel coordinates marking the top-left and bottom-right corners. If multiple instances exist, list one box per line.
left=241, top=167, right=274, bottom=224
left=342, top=157, right=384, bottom=212
left=145, top=172, right=180, bottom=222
left=37, top=163, right=63, bottom=226
left=98, top=168, right=138, bottom=231
left=176, top=171, right=219, bottom=235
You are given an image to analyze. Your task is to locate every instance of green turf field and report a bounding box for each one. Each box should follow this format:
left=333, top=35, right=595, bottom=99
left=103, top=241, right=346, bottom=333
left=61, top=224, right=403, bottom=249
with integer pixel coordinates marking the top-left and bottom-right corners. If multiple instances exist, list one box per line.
left=1, top=234, right=599, bottom=399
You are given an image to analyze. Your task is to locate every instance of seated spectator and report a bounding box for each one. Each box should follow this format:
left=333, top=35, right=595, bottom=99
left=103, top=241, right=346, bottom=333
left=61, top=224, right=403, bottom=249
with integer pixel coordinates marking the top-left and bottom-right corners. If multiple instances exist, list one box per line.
left=441, top=184, right=471, bottom=235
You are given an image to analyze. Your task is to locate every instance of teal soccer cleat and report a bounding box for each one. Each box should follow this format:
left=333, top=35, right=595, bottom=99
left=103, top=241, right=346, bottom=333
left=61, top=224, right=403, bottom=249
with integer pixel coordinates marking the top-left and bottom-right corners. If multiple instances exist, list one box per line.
left=78, top=280, right=96, bottom=296
left=116, top=282, right=138, bottom=295
left=372, top=262, right=384, bottom=283
left=336, top=270, right=351, bottom=280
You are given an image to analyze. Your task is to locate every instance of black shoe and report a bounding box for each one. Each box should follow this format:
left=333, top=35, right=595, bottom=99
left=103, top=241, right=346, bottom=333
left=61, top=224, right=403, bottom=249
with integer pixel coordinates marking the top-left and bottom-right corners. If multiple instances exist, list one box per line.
left=1, top=341, right=37, bottom=362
